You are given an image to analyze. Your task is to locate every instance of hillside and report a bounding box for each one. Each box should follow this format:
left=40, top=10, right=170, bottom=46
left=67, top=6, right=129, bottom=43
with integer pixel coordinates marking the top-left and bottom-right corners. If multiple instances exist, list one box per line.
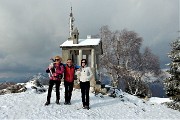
left=0, top=81, right=179, bottom=119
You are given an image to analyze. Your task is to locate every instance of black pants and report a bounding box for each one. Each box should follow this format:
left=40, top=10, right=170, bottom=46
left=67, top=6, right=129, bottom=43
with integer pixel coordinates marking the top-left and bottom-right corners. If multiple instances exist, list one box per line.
left=80, top=81, right=90, bottom=107
left=47, top=80, right=61, bottom=102
left=64, top=81, right=74, bottom=103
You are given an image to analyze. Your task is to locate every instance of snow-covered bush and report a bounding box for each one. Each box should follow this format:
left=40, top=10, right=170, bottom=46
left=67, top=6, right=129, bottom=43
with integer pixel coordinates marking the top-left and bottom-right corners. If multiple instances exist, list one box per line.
left=124, top=76, right=151, bottom=98
left=165, top=101, right=180, bottom=111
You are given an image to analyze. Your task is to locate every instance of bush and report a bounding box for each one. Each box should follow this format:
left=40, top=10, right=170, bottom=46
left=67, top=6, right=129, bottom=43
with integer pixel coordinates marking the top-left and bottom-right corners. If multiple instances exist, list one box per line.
left=165, top=101, right=180, bottom=111
left=123, top=76, right=151, bottom=98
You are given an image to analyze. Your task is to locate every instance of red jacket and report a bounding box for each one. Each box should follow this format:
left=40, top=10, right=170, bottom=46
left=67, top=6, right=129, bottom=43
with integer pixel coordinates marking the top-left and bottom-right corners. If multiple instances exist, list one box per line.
left=64, top=65, right=75, bottom=82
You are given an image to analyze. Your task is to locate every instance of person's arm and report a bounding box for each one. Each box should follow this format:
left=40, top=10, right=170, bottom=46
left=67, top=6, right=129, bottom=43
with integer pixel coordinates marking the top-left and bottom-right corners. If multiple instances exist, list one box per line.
left=74, top=65, right=80, bottom=70
left=48, top=63, right=54, bottom=69
left=60, top=64, right=65, bottom=74
left=62, top=63, right=66, bottom=67
left=87, top=67, right=93, bottom=80
left=76, top=68, right=81, bottom=83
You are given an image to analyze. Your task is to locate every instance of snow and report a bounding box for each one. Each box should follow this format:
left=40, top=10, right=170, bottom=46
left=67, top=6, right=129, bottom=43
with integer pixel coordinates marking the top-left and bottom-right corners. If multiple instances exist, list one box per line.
left=60, top=38, right=101, bottom=47
left=0, top=82, right=179, bottom=120
left=149, top=97, right=172, bottom=104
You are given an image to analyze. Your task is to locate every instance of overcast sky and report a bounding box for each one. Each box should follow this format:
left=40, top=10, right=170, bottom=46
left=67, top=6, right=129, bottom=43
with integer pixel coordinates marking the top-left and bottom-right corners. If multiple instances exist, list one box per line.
left=0, top=0, right=179, bottom=78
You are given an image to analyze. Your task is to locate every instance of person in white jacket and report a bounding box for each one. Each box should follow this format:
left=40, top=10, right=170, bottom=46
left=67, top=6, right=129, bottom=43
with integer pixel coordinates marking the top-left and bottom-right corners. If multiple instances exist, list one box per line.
left=79, top=59, right=93, bottom=109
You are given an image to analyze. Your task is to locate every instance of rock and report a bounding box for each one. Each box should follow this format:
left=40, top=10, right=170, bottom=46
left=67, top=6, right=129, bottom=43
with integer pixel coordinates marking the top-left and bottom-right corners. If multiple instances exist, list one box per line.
left=94, top=84, right=101, bottom=94
left=0, top=82, right=15, bottom=90
left=6, top=84, right=27, bottom=94
left=29, top=80, right=43, bottom=87
left=0, top=89, right=6, bottom=95
left=100, top=88, right=107, bottom=95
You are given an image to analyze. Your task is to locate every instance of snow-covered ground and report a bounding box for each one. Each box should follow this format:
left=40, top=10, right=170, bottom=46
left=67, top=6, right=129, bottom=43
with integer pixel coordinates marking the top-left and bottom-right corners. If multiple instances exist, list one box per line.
left=0, top=82, right=179, bottom=120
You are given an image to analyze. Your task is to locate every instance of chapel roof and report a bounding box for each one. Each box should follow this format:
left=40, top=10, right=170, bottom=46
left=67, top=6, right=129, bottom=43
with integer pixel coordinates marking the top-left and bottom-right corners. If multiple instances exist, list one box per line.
left=60, top=38, right=101, bottom=48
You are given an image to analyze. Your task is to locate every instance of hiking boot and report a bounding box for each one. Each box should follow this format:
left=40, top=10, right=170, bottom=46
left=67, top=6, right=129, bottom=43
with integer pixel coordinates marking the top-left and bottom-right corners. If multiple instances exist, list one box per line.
left=86, top=106, right=90, bottom=110
left=64, top=102, right=68, bottom=105
left=56, top=100, right=60, bottom=105
left=68, top=102, right=71, bottom=105
left=82, top=105, right=86, bottom=109
left=45, top=101, right=50, bottom=106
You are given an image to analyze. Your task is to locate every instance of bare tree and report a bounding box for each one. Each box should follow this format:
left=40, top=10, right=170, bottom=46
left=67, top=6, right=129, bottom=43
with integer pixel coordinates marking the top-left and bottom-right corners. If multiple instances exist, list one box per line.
left=100, top=26, right=143, bottom=82
left=99, top=26, right=159, bottom=97
left=142, top=47, right=161, bottom=75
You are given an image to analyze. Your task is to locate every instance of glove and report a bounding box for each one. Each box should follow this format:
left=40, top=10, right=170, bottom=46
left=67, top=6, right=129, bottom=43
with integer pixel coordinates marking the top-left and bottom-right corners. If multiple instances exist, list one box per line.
left=46, top=68, right=50, bottom=73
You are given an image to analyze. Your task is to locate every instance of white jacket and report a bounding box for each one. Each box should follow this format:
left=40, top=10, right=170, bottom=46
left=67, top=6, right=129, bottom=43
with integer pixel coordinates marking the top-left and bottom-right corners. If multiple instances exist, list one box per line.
left=79, top=66, right=93, bottom=82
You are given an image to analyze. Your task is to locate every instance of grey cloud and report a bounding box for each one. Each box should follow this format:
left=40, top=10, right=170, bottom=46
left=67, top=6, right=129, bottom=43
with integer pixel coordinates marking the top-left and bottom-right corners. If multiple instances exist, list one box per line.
left=0, top=0, right=179, bottom=78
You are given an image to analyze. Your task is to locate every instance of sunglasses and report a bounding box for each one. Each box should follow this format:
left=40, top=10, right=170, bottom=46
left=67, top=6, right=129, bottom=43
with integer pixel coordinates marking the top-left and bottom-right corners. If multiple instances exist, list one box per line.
left=55, top=59, right=60, bottom=61
left=81, top=62, right=86, bottom=63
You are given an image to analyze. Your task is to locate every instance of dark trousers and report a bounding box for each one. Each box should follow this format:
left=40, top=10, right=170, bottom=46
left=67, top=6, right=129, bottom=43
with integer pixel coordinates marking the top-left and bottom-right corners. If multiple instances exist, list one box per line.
left=47, top=80, right=61, bottom=102
left=80, top=81, right=90, bottom=107
left=64, top=81, right=74, bottom=103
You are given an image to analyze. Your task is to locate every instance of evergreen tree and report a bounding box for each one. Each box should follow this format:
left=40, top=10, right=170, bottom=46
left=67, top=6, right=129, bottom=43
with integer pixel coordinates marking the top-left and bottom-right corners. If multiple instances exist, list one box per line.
left=164, top=37, right=180, bottom=101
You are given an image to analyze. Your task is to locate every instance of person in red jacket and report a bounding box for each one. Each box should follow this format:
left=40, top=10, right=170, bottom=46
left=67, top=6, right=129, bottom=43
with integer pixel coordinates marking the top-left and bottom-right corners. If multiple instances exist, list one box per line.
left=64, top=59, right=80, bottom=105
left=45, top=56, right=64, bottom=106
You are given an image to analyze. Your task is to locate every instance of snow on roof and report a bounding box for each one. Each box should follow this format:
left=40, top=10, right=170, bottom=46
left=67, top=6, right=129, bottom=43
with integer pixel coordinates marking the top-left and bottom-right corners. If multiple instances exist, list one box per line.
left=60, top=38, right=101, bottom=47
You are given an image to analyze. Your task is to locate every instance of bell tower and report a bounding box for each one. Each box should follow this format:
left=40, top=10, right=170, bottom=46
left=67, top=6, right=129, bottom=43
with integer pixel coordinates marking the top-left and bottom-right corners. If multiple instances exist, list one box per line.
left=72, top=27, right=79, bottom=44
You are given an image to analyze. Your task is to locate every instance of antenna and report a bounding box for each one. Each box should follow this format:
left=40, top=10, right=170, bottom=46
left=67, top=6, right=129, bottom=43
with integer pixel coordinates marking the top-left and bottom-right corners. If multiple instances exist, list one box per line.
left=70, top=2, right=72, bottom=9
left=71, top=3, right=72, bottom=13
left=178, top=30, right=180, bottom=40
left=69, top=4, right=75, bottom=39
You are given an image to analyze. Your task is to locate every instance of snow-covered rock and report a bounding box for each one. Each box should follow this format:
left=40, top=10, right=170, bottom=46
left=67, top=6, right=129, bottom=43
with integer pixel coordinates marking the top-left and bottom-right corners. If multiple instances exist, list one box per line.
left=25, top=79, right=47, bottom=94
left=0, top=83, right=27, bottom=95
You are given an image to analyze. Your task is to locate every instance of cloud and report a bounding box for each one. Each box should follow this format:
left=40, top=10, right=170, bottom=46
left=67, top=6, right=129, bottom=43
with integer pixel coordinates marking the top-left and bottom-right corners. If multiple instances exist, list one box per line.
left=0, top=0, right=179, bottom=78
left=0, top=0, right=68, bottom=76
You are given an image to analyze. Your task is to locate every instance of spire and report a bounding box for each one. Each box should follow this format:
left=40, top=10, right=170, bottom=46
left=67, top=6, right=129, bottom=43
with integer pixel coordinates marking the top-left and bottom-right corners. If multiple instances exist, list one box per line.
left=70, top=6, right=73, bottom=17
left=178, top=30, right=180, bottom=40
left=69, top=6, right=75, bottom=38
